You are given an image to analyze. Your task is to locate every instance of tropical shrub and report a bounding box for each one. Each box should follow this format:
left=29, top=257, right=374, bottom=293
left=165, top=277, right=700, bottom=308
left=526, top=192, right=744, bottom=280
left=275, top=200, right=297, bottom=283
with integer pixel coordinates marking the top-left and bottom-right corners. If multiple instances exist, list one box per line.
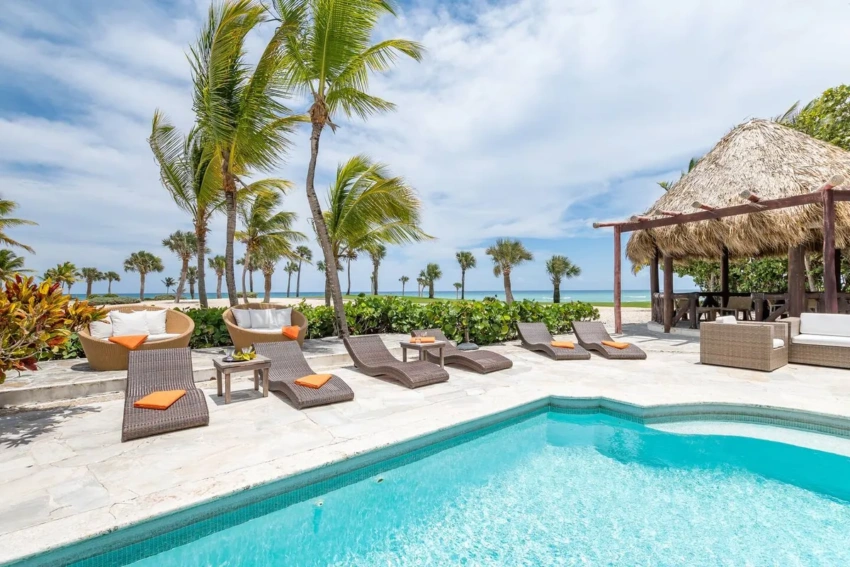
left=151, top=294, right=176, bottom=301
left=180, top=307, right=230, bottom=348
left=37, top=333, right=84, bottom=362
left=0, top=276, right=105, bottom=382
left=88, top=295, right=141, bottom=305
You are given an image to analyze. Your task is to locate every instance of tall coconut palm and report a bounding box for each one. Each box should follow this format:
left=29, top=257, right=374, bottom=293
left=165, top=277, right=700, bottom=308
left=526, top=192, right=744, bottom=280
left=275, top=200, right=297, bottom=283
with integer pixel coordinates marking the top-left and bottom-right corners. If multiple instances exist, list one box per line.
left=103, top=271, right=120, bottom=294
left=124, top=251, right=164, bottom=301
left=44, top=262, right=79, bottom=294
left=485, top=239, right=533, bottom=304
left=456, top=251, right=476, bottom=300
left=284, top=261, right=299, bottom=297
left=0, top=250, right=29, bottom=280
left=273, top=0, right=424, bottom=337
left=399, top=275, right=409, bottom=296
left=236, top=190, right=305, bottom=304
left=149, top=112, right=224, bottom=308
left=208, top=255, right=226, bottom=298
left=368, top=244, right=386, bottom=295
left=295, top=245, right=312, bottom=297
left=0, top=196, right=37, bottom=253
left=316, top=259, right=342, bottom=305
left=162, top=230, right=199, bottom=303
left=342, top=248, right=358, bottom=295
left=453, top=282, right=462, bottom=299
left=545, top=255, right=581, bottom=304
left=190, top=0, right=300, bottom=307
left=187, top=266, right=199, bottom=299
left=162, top=277, right=177, bottom=294
left=236, top=256, right=257, bottom=293
left=80, top=267, right=104, bottom=297
left=255, top=246, right=282, bottom=303
left=422, top=263, right=441, bottom=299
left=416, top=274, right=426, bottom=298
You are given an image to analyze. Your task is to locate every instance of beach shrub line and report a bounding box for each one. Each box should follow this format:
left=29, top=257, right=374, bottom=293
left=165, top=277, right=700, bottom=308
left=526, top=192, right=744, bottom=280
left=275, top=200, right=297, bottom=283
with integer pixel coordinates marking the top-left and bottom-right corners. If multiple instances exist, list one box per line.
left=87, top=294, right=142, bottom=305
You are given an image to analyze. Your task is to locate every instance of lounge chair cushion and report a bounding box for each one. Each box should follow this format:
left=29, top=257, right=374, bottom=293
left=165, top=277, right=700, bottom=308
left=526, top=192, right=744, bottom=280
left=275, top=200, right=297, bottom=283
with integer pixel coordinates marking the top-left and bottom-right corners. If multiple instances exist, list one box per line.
left=145, top=309, right=167, bottom=335
left=602, top=340, right=630, bottom=350
left=249, top=309, right=274, bottom=330
left=791, top=334, right=850, bottom=348
left=108, top=335, right=148, bottom=350
left=551, top=341, right=574, bottom=348
left=89, top=318, right=113, bottom=339
left=294, top=374, right=332, bottom=389
left=146, top=333, right=182, bottom=343
left=111, top=311, right=150, bottom=336
left=133, top=389, right=186, bottom=410
left=233, top=309, right=253, bottom=329
left=269, top=307, right=293, bottom=327
left=800, top=313, right=850, bottom=337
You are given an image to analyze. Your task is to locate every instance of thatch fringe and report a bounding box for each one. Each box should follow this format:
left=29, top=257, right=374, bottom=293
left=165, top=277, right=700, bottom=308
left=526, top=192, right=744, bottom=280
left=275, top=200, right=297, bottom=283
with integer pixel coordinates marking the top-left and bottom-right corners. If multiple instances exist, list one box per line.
left=626, top=119, right=850, bottom=266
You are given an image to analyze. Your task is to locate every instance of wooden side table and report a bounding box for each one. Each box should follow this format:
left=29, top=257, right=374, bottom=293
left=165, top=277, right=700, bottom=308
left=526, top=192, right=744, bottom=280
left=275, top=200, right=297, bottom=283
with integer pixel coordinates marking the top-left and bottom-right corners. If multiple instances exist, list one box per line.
left=213, top=355, right=271, bottom=404
left=400, top=341, right=446, bottom=368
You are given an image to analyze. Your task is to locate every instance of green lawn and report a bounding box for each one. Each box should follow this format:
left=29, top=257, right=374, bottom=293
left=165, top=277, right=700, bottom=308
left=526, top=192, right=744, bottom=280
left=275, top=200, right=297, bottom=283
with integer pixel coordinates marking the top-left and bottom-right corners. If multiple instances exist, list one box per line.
left=342, top=295, right=649, bottom=308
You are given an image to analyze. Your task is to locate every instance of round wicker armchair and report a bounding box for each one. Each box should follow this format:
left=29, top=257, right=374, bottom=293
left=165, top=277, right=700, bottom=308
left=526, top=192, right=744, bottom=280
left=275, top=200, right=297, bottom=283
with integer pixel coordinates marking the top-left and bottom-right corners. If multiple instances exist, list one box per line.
left=223, top=303, right=308, bottom=349
left=78, top=306, right=194, bottom=371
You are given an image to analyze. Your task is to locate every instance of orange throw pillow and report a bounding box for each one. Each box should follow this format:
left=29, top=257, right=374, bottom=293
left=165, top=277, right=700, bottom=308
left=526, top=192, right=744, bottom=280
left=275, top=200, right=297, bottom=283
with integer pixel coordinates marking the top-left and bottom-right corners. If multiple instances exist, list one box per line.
left=294, top=374, right=332, bottom=389
left=602, top=340, right=630, bottom=350
left=134, top=390, right=186, bottom=410
left=108, top=335, right=148, bottom=350
left=551, top=340, right=574, bottom=349
left=282, top=325, right=300, bottom=340
left=411, top=336, right=436, bottom=344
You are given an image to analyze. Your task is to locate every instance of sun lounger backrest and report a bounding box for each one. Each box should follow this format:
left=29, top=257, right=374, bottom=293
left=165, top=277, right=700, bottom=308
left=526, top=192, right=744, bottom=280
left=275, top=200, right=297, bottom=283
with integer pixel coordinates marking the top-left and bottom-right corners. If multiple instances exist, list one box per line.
left=127, top=348, right=194, bottom=396
left=344, top=335, right=398, bottom=366
left=517, top=322, right=554, bottom=344
left=254, top=341, right=314, bottom=377
left=571, top=321, right=610, bottom=343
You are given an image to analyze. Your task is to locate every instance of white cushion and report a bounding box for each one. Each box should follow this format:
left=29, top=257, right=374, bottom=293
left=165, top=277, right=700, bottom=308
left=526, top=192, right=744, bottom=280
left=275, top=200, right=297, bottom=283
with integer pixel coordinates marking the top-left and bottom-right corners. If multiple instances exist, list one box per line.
left=268, top=307, right=292, bottom=328
left=110, top=311, right=149, bottom=336
left=772, top=338, right=785, bottom=349
left=249, top=328, right=284, bottom=335
left=715, top=316, right=737, bottom=324
left=799, top=313, right=850, bottom=337
left=89, top=317, right=112, bottom=340
left=791, top=333, right=850, bottom=348
left=249, top=309, right=274, bottom=330
left=145, top=309, right=167, bottom=335
left=145, top=333, right=181, bottom=343
left=232, top=309, right=253, bottom=329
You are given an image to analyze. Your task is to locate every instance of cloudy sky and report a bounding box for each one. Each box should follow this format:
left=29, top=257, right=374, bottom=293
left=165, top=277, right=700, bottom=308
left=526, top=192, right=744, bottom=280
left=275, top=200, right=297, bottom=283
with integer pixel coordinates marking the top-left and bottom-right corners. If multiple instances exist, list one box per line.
left=3, top=0, right=850, bottom=296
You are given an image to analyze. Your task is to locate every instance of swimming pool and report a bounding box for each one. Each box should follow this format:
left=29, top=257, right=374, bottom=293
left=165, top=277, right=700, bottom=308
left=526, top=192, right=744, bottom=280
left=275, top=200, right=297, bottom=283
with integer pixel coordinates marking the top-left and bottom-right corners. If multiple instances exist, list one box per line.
left=14, top=405, right=850, bottom=566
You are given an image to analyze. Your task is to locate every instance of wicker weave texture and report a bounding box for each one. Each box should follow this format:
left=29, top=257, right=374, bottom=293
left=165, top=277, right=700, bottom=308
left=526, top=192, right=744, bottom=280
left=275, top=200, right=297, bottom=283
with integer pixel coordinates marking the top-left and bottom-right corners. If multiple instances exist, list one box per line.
left=79, top=306, right=194, bottom=371
left=516, top=323, right=591, bottom=361
left=700, top=321, right=788, bottom=372
left=122, top=347, right=209, bottom=442
left=784, top=317, right=850, bottom=368
left=253, top=342, right=354, bottom=409
left=344, top=335, right=449, bottom=388
left=572, top=321, right=647, bottom=360
left=411, top=329, right=513, bottom=373
left=223, top=304, right=308, bottom=349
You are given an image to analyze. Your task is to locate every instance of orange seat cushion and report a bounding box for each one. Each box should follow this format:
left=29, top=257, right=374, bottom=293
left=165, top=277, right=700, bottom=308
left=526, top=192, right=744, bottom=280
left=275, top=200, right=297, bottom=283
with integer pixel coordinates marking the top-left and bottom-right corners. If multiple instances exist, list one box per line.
left=551, top=340, right=574, bottom=349
left=294, top=374, right=332, bottom=389
left=282, top=325, right=300, bottom=340
left=602, top=340, right=630, bottom=350
left=108, top=335, right=148, bottom=350
left=133, top=390, right=186, bottom=410
left=411, top=336, right=436, bottom=343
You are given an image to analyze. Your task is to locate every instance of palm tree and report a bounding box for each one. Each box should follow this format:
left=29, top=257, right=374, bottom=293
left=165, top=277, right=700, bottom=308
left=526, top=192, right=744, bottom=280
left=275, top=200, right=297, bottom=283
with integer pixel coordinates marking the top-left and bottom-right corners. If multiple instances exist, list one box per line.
left=453, top=282, right=462, bottom=299
left=236, top=190, right=305, bottom=304
left=236, top=256, right=257, bottom=294
left=317, top=259, right=342, bottom=305
left=456, top=251, right=476, bottom=300
left=190, top=0, right=300, bottom=307
left=284, top=261, right=299, bottom=297
left=162, top=230, right=199, bottom=303
left=80, top=267, right=104, bottom=297
left=368, top=244, right=387, bottom=295
left=208, top=255, right=226, bottom=299
left=44, top=262, right=79, bottom=294
left=399, top=275, right=409, bottom=296
left=295, top=245, right=312, bottom=297
left=485, top=239, right=533, bottom=304
left=273, top=1, right=424, bottom=337
left=162, top=277, right=177, bottom=294
left=124, top=251, right=164, bottom=300
left=149, top=112, right=224, bottom=308
left=416, top=274, right=426, bottom=298
left=103, top=271, right=120, bottom=294
left=545, top=255, right=581, bottom=304
left=0, top=196, right=37, bottom=253
left=255, top=246, right=282, bottom=303
left=422, top=263, right=442, bottom=299
left=343, top=248, right=358, bottom=295
left=0, top=250, right=29, bottom=280
left=187, top=266, right=198, bottom=299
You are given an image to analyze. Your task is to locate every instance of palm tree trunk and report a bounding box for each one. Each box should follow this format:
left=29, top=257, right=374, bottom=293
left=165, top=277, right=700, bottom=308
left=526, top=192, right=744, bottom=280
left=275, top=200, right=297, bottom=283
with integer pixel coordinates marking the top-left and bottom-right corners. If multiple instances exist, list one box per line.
left=107, top=279, right=112, bottom=294
left=324, top=272, right=331, bottom=306
left=223, top=156, right=238, bottom=307
left=241, top=250, right=251, bottom=305
left=503, top=271, right=514, bottom=304
left=175, top=258, right=189, bottom=303
left=139, top=272, right=146, bottom=301
left=216, top=274, right=223, bottom=299
left=197, top=226, right=208, bottom=308
left=306, top=120, right=349, bottom=337
left=804, top=254, right=817, bottom=291
left=461, top=269, right=465, bottom=300
left=249, top=270, right=254, bottom=294
left=401, top=282, right=405, bottom=296
left=373, top=266, right=379, bottom=295
left=264, top=273, right=272, bottom=303
left=296, top=259, right=302, bottom=297
left=429, top=283, right=435, bottom=299
left=190, top=281, right=195, bottom=299
left=86, top=281, right=93, bottom=297
left=553, top=282, right=560, bottom=304
left=287, top=272, right=292, bottom=298
left=346, top=257, right=351, bottom=295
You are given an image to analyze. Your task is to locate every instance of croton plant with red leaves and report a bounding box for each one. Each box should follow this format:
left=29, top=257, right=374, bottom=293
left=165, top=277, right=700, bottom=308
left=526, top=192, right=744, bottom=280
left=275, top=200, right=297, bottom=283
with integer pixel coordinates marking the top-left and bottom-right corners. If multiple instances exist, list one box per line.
left=0, top=275, right=106, bottom=383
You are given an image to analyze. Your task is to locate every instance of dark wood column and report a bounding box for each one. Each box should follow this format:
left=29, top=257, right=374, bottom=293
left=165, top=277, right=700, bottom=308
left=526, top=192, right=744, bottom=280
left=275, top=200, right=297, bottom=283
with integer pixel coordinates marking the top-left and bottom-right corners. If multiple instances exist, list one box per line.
left=836, top=249, right=843, bottom=292
left=720, top=246, right=729, bottom=307
left=788, top=245, right=805, bottom=317
left=613, top=227, right=622, bottom=334
left=823, top=188, right=838, bottom=313
left=663, top=255, right=674, bottom=333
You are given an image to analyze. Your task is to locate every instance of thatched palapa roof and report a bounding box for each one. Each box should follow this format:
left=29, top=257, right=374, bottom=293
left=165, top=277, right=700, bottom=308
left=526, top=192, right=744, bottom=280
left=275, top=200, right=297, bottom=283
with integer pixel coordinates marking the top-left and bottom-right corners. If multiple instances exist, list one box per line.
left=626, top=119, right=850, bottom=265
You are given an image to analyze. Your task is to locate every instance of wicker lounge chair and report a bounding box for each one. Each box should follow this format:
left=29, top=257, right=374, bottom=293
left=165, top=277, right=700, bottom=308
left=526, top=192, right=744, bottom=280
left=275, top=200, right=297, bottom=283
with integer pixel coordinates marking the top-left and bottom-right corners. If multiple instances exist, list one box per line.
left=571, top=321, right=647, bottom=360
left=223, top=304, right=308, bottom=349
left=79, top=306, right=194, bottom=371
left=343, top=335, right=449, bottom=388
left=411, top=329, right=513, bottom=373
left=122, top=348, right=209, bottom=442
left=700, top=319, right=788, bottom=372
left=516, top=322, right=591, bottom=360
left=253, top=342, right=354, bottom=409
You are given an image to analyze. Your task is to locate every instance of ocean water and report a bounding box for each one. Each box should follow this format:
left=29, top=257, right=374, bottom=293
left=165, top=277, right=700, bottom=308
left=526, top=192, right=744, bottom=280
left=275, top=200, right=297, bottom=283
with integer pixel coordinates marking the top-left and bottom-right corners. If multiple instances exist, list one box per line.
left=69, top=412, right=850, bottom=566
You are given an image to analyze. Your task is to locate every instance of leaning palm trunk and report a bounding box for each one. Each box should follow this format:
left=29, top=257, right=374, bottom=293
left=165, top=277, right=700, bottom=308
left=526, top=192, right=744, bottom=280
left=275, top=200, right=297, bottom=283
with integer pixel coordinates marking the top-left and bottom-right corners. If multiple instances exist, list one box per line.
left=503, top=271, right=514, bottom=304
left=223, top=160, right=238, bottom=307
left=197, top=227, right=208, bottom=308
left=346, top=257, right=352, bottom=295
left=324, top=271, right=331, bottom=306
left=175, top=259, right=189, bottom=303
left=249, top=270, right=254, bottom=293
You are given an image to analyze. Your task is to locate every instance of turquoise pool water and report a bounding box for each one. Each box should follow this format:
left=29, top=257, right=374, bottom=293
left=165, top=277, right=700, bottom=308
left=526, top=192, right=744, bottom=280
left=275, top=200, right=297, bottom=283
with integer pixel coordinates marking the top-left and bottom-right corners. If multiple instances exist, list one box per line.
left=32, top=411, right=850, bottom=566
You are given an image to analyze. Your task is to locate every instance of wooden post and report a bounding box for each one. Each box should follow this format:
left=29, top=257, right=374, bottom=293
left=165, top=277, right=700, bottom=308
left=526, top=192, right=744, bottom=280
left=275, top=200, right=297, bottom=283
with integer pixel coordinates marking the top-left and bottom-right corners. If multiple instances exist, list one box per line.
left=788, top=246, right=805, bottom=317
left=649, top=247, right=660, bottom=322
left=663, top=255, right=674, bottom=333
left=613, top=227, right=622, bottom=334
left=823, top=188, right=838, bottom=313
left=836, top=249, right=843, bottom=292
left=720, top=246, right=729, bottom=308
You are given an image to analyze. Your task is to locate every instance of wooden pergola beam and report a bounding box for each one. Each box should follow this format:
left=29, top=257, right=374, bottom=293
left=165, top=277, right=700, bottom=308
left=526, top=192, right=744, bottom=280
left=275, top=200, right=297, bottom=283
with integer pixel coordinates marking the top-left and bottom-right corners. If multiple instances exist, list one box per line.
left=659, top=210, right=681, bottom=217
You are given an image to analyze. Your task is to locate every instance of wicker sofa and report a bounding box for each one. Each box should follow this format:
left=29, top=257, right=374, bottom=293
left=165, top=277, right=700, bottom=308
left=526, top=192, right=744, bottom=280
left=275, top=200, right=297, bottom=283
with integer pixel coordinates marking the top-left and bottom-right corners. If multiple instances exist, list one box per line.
left=223, top=303, right=308, bottom=349
left=785, top=314, right=850, bottom=369
left=78, top=306, right=194, bottom=371
left=700, top=316, right=788, bottom=372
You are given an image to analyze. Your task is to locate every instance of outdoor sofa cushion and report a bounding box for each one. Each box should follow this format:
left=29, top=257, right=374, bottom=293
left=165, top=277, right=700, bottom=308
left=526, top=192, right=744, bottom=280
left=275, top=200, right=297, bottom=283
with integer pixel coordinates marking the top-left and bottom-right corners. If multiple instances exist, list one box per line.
left=146, top=309, right=167, bottom=334
left=146, top=333, right=182, bottom=343
left=772, top=338, right=785, bottom=349
left=111, top=311, right=150, bottom=336
left=799, top=313, right=850, bottom=337
left=233, top=309, right=253, bottom=328
left=791, top=333, right=850, bottom=348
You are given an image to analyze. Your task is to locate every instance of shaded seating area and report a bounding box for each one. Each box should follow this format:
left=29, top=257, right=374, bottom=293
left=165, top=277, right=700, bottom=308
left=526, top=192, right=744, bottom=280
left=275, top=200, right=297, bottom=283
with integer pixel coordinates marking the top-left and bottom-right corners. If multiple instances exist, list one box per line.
left=122, top=348, right=209, bottom=442
left=516, top=322, right=591, bottom=360
left=411, top=328, right=514, bottom=373
left=700, top=316, right=788, bottom=372
left=254, top=342, right=354, bottom=409
left=223, top=303, right=308, bottom=349
left=786, top=313, right=850, bottom=369
left=572, top=322, right=647, bottom=360
left=344, top=335, right=449, bottom=388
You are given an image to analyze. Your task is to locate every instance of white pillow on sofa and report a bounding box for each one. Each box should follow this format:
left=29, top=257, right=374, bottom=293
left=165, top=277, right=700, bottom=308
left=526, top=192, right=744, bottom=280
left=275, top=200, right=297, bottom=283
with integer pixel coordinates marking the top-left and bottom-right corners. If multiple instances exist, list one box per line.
left=249, top=309, right=274, bottom=330
left=232, top=309, right=253, bottom=329
left=269, top=307, right=292, bottom=328
left=89, top=317, right=113, bottom=340
left=145, top=309, right=167, bottom=335
left=715, top=315, right=737, bottom=325
left=800, top=313, right=850, bottom=337
left=110, top=311, right=150, bottom=336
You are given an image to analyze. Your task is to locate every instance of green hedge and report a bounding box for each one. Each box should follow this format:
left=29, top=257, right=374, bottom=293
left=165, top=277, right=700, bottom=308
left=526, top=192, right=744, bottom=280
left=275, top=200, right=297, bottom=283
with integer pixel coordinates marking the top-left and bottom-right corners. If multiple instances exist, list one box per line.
left=87, top=295, right=141, bottom=305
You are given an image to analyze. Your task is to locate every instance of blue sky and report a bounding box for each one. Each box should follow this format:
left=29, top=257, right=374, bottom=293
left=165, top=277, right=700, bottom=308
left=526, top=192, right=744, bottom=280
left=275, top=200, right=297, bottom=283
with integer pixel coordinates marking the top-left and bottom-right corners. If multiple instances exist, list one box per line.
left=3, top=0, right=850, bottom=295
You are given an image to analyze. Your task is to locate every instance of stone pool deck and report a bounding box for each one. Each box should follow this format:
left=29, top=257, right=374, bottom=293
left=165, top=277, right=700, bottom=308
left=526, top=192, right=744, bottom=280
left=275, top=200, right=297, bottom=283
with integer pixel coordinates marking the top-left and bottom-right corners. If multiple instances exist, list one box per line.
left=2, top=324, right=850, bottom=564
